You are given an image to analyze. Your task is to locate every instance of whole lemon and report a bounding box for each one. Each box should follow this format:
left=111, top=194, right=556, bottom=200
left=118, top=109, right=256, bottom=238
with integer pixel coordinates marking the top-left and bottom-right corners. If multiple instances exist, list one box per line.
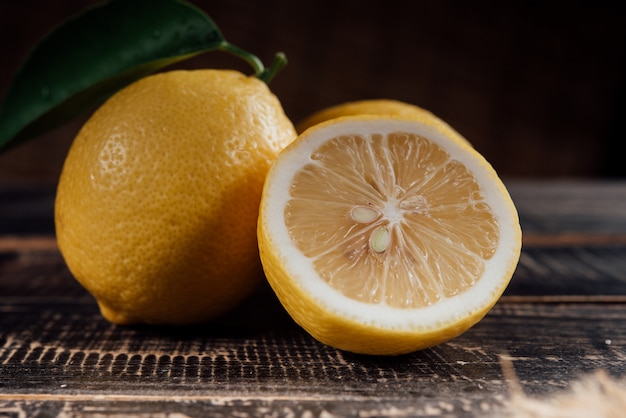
left=295, top=99, right=435, bottom=133
left=55, top=69, right=296, bottom=325
left=296, top=99, right=470, bottom=146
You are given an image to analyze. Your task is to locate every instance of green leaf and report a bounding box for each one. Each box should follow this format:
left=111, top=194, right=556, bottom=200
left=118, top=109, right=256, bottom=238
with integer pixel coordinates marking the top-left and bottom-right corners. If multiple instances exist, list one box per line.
left=0, top=0, right=228, bottom=151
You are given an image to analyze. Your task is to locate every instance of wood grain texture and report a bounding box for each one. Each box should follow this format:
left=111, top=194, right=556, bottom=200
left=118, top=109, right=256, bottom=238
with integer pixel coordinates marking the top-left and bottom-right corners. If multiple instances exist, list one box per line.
left=1, top=247, right=625, bottom=416
left=1, top=180, right=625, bottom=417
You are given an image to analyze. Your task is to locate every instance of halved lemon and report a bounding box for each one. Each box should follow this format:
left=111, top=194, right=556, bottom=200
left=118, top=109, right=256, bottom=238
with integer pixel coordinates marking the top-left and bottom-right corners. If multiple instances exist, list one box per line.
left=258, top=114, right=521, bottom=355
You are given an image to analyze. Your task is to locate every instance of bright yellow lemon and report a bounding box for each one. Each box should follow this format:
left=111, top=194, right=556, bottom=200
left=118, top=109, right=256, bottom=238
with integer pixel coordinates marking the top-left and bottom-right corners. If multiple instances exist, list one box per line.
left=55, top=69, right=296, bottom=325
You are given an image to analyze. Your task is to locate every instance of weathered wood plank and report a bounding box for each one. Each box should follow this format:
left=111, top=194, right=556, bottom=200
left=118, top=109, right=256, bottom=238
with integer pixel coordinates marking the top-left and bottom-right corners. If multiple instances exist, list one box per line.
left=0, top=395, right=510, bottom=417
left=1, top=247, right=624, bottom=415
left=1, top=181, right=626, bottom=416
left=3, top=244, right=625, bottom=301
left=1, top=299, right=624, bottom=416
left=506, top=180, right=626, bottom=235
left=3, top=180, right=626, bottom=237
left=504, top=245, right=626, bottom=298
left=0, top=181, right=56, bottom=236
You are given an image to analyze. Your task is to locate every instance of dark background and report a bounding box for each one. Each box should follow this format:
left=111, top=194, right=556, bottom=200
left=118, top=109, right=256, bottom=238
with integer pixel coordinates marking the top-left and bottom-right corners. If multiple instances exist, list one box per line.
left=1, top=0, right=625, bottom=181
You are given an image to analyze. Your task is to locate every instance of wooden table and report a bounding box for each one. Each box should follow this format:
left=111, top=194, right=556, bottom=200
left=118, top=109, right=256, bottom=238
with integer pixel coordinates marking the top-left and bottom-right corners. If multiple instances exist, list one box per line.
left=1, top=180, right=625, bottom=417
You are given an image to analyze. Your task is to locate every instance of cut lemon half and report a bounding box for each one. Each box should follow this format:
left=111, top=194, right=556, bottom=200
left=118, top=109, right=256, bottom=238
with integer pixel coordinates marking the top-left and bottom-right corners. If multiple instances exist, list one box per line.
left=258, top=114, right=521, bottom=355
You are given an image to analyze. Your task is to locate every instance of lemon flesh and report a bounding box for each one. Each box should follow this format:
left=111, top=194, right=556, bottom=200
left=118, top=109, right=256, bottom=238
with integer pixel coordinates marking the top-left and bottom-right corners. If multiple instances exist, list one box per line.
left=258, top=115, right=521, bottom=355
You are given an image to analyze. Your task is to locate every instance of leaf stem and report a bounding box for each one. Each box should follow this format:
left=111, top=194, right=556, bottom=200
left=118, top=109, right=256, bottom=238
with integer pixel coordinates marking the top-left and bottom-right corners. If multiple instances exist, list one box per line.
left=258, top=52, right=288, bottom=84
left=219, top=42, right=286, bottom=84
left=219, top=41, right=265, bottom=76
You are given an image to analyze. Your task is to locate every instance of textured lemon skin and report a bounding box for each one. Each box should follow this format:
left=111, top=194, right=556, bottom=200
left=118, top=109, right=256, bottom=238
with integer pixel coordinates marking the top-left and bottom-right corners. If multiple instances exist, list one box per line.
left=296, top=99, right=471, bottom=147
left=257, top=115, right=521, bottom=355
left=55, top=69, right=296, bottom=325
left=296, top=99, right=437, bottom=134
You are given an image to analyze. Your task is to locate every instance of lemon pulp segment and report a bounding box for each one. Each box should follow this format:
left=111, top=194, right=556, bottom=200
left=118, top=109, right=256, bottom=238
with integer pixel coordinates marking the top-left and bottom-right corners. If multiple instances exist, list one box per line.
left=284, top=132, right=499, bottom=309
